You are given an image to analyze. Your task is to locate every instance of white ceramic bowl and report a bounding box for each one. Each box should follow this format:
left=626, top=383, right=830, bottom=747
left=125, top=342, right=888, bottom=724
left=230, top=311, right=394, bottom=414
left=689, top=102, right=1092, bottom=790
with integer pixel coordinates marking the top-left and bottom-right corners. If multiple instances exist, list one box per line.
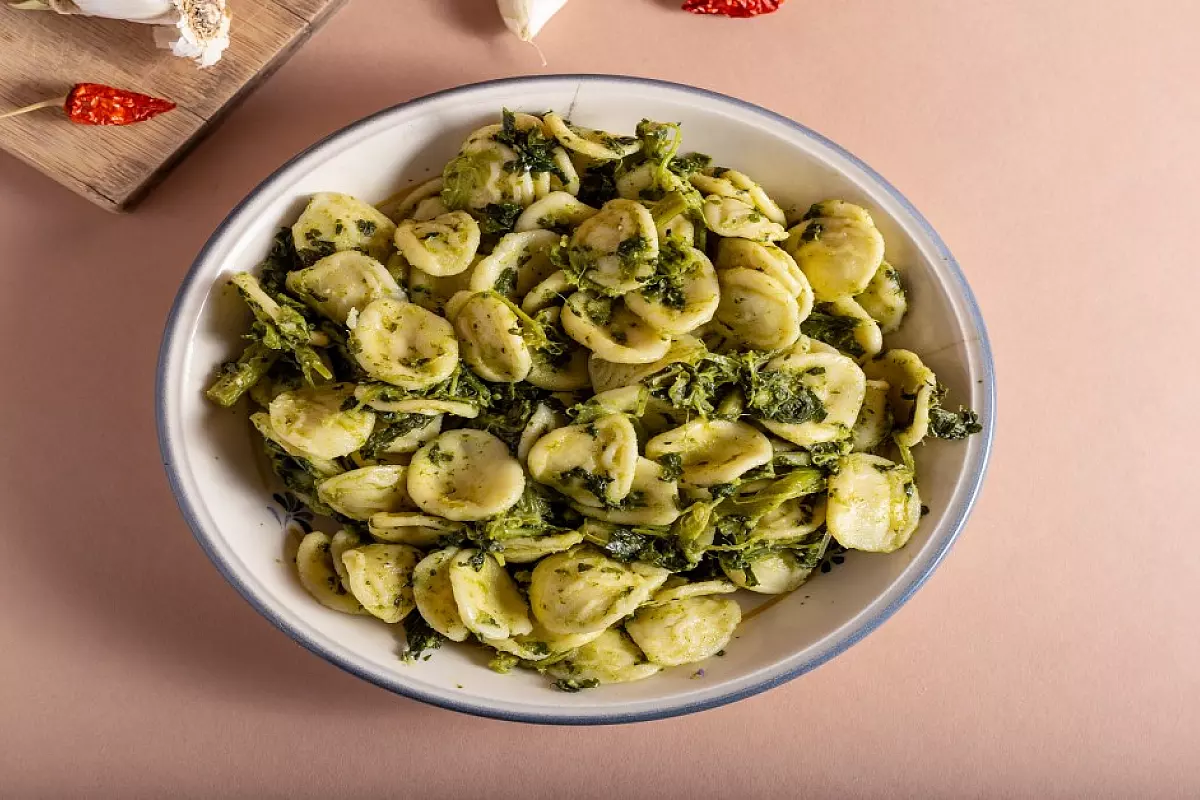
left=157, top=75, right=995, bottom=724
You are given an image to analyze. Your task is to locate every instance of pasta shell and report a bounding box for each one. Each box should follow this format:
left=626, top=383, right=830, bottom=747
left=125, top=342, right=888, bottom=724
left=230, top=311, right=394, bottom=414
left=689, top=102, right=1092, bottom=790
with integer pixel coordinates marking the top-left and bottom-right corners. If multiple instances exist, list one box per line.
left=625, top=595, right=741, bottom=667
left=295, top=531, right=368, bottom=615
left=645, top=419, right=772, bottom=487
left=407, top=430, right=526, bottom=521
left=714, top=268, right=801, bottom=351
left=349, top=297, right=459, bottom=390
left=413, top=547, right=470, bottom=641
left=448, top=550, right=533, bottom=639
left=826, top=453, right=921, bottom=553
left=529, top=545, right=669, bottom=635
left=393, top=211, right=481, bottom=277
left=340, top=543, right=421, bottom=623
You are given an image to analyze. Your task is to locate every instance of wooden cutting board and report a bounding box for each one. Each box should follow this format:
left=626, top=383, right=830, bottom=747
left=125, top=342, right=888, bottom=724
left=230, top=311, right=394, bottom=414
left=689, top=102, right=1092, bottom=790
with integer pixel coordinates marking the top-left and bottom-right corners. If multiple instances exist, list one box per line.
left=0, top=0, right=345, bottom=211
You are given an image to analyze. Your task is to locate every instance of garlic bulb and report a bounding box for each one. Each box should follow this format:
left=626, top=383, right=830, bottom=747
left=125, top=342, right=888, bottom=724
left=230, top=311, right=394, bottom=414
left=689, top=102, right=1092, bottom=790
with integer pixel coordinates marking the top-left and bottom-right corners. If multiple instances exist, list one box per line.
left=11, top=0, right=231, bottom=67
left=498, top=0, right=567, bottom=42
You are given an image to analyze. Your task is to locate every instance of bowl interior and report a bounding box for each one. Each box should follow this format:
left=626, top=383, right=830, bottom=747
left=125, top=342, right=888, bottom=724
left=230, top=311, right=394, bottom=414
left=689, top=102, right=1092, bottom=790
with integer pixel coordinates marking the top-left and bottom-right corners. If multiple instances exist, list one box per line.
left=159, top=76, right=993, bottom=724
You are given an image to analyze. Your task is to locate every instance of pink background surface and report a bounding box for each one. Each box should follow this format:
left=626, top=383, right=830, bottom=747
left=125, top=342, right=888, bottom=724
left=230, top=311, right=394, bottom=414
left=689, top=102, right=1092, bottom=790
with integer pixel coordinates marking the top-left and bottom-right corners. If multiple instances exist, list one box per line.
left=1, top=1, right=1197, bottom=796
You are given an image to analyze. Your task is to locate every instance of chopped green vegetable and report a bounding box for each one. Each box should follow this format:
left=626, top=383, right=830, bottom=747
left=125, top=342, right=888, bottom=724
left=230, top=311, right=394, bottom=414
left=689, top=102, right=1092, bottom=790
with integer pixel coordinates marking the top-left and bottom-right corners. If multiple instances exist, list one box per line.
left=600, top=527, right=692, bottom=571
left=656, top=452, right=684, bottom=482
left=206, top=342, right=280, bottom=407
left=744, top=364, right=827, bottom=425
left=577, top=160, right=619, bottom=207
left=479, top=202, right=523, bottom=235
left=494, top=109, right=566, bottom=180
left=800, top=307, right=865, bottom=358
left=928, top=385, right=983, bottom=439
left=359, top=413, right=433, bottom=459
left=400, top=615, right=445, bottom=663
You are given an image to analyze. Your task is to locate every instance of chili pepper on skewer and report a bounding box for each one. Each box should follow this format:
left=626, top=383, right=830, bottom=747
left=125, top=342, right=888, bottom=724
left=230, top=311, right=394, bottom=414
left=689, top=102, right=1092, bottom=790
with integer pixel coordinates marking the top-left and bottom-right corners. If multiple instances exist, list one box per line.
left=0, top=83, right=176, bottom=126
left=682, top=0, right=784, bottom=17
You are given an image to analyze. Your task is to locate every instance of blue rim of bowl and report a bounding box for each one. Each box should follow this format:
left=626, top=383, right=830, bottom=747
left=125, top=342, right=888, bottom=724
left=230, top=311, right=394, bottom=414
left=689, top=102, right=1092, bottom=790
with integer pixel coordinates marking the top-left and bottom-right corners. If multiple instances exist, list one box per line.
left=157, top=74, right=996, bottom=726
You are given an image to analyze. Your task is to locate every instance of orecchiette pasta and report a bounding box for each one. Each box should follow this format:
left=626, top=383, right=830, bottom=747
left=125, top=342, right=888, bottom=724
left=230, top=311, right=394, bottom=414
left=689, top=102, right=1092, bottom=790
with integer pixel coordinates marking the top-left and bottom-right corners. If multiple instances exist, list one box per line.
left=573, top=457, right=681, bottom=526
left=714, top=268, right=801, bottom=350
left=645, top=419, right=773, bottom=487
left=285, top=251, right=403, bottom=324
left=268, top=384, right=375, bottom=461
left=701, top=196, right=788, bottom=242
left=329, top=529, right=362, bottom=593
left=349, top=297, right=459, bottom=390
left=855, top=260, right=907, bottom=334
left=368, top=512, right=461, bottom=547
left=448, top=550, right=533, bottom=639
left=546, top=628, right=663, bottom=685
left=316, top=465, right=411, bottom=520
left=561, top=291, right=672, bottom=365
left=625, top=595, right=741, bottom=666
left=721, top=549, right=819, bottom=594
left=692, top=169, right=786, bottom=225
left=393, top=211, right=481, bottom=277
left=296, top=531, right=367, bottom=615
left=407, top=430, right=525, bottom=521
left=412, top=547, right=470, bottom=641
left=760, top=351, right=867, bottom=446
left=526, top=413, right=639, bottom=506
left=379, top=176, right=443, bottom=223
left=468, top=230, right=559, bottom=299
left=625, top=246, right=721, bottom=335
left=862, top=349, right=938, bottom=447
left=292, top=192, right=396, bottom=263
left=524, top=307, right=592, bottom=391
left=453, top=293, right=533, bottom=383
left=852, top=379, right=893, bottom=453
left=340, top=543, right=421, bottom=623
left=826, top=454, right=921, bottom=553
left=543, top=112, right=642, bottom=161
left=714, top=238, right=813, bottom=311
left=786, top=200, right=885, bottom=300
left=515, top=192, right=598, bottom=233
left=530, top=545, right=669, bottom=635
left=211, top=110, right=982, bottom=691
left=568, top=199, right=659, bottom=294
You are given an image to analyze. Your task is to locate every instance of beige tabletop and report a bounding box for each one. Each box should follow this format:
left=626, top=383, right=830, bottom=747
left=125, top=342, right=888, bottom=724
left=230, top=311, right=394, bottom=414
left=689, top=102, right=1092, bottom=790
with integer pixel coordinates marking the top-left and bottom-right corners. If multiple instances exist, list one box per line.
left=1, top=1, right=1197, bottom=796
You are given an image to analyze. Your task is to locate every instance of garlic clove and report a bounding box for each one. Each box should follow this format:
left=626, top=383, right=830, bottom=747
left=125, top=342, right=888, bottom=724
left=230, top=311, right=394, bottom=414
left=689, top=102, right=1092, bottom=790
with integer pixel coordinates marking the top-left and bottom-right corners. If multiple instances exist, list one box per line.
left=153, top=0, right=231, bottom=68
left=498, top=0, right=568, bottom=42
left=70, top=0, right=176, bottom=21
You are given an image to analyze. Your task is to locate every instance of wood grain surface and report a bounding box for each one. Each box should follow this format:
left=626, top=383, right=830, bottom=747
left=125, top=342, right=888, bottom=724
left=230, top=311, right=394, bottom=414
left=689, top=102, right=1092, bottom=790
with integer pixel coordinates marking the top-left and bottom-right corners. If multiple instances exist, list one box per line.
left=0, top=0, right=345, bottom=211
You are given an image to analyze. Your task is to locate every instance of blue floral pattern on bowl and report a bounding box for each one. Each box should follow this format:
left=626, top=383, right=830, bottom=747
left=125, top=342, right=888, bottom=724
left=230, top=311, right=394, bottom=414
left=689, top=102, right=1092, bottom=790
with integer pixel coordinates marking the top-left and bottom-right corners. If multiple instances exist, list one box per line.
left=268, top=491, right=313, bottom=535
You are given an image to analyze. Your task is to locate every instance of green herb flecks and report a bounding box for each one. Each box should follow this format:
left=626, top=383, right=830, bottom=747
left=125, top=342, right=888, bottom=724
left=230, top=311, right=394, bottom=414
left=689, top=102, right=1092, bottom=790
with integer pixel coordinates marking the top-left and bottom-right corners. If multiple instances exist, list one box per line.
left=559, top=466, right=614, bottom=506
left=479, top=202, right=523, bottom=236
left=495, top=109, right=567, bottom=181
left=656, top=452, right=684, bottom=482
left=928, top=384, right=983, bottom=439
left=638, top=239, right=694, bottom=310
left=800, top=308, right=865, bottom=358
left=577, top=160, right=619, bottom=208
left=600, top=527, right=692, bottom=571
left=400, top=615, right=445, bottom=663
left=743, top=364, right=827, bottom=425
left=360, top=413, right=434, bottom=460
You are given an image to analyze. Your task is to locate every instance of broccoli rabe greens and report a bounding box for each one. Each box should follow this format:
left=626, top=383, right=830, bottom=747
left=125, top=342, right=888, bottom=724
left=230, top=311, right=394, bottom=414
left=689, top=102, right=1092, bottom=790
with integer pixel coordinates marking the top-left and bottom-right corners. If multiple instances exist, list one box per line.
left=207, top=110, right=982, bottom=691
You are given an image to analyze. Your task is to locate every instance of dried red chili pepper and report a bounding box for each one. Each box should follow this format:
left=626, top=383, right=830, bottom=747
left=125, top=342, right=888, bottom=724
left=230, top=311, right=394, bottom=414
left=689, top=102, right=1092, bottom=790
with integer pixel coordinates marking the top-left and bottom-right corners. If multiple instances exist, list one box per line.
left=65, top=83, right=177, bottom=126
left=0, top=83, right=176, bottom=126
left=682, top=0, right=784, bottom=17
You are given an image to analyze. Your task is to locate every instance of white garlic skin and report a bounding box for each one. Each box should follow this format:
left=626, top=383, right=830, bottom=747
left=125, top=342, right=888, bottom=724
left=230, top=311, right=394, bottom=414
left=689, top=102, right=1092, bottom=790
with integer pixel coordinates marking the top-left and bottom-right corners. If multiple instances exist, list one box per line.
left=498, top=0, right=568, bottom=41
